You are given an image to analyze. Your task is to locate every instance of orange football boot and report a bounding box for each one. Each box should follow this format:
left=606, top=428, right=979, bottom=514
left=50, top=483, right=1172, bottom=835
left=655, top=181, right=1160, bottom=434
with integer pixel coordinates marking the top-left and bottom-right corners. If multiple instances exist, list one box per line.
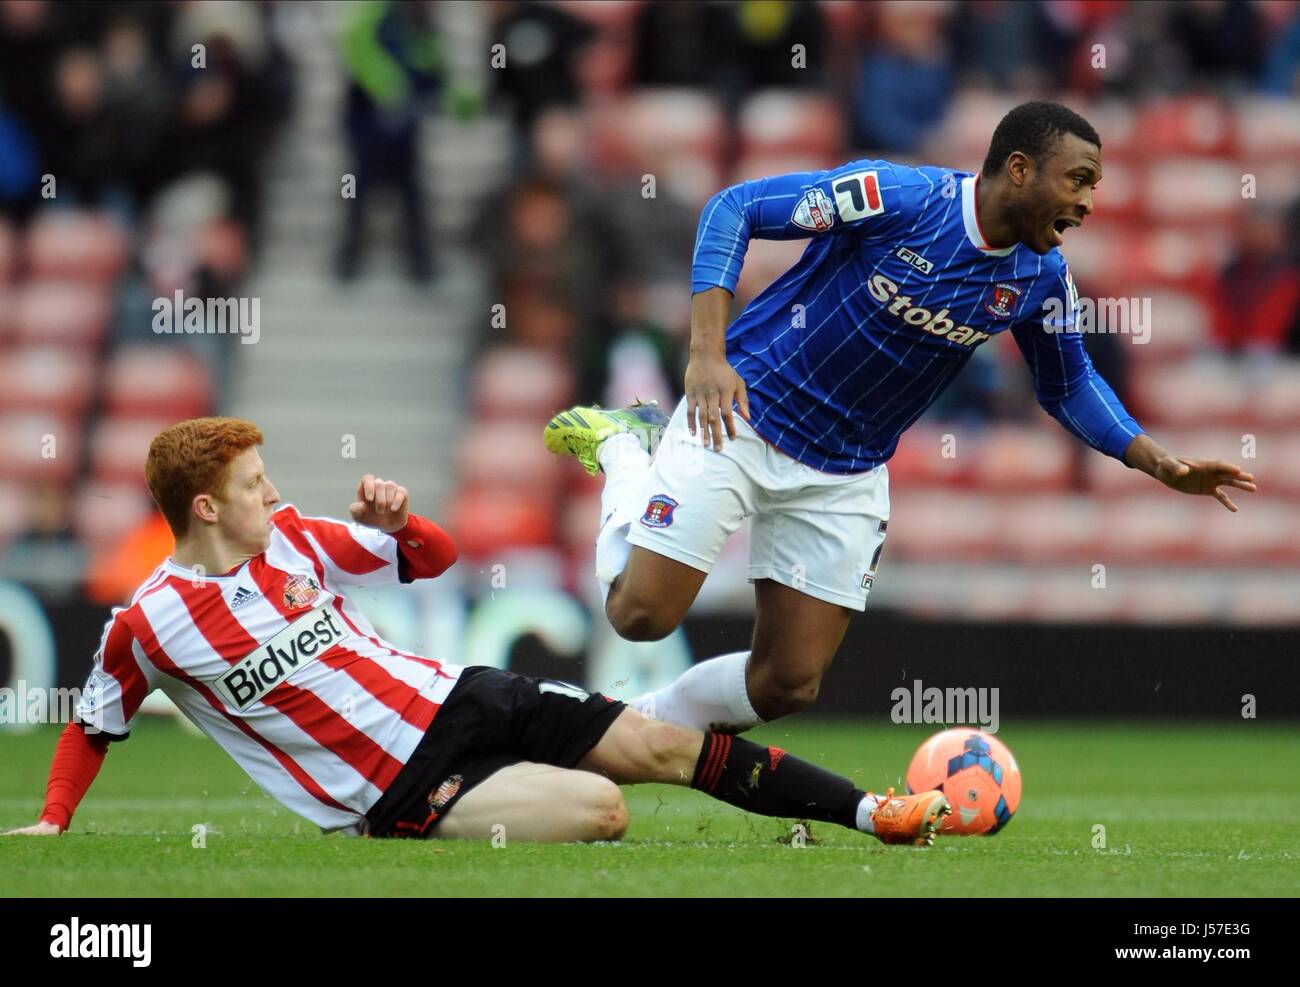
left=867, top=787, right=952, bottom=847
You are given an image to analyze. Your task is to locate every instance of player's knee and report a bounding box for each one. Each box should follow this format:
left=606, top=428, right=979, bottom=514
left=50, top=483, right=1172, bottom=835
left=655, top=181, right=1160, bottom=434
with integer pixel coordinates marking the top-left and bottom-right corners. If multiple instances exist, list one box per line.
left=634, top=719, right=697, bottom=783
left=583, top=777, right=628, bottom=841
left=606, top=592, right=676, bottom=642
left=749, top=674, right=821, bottom=721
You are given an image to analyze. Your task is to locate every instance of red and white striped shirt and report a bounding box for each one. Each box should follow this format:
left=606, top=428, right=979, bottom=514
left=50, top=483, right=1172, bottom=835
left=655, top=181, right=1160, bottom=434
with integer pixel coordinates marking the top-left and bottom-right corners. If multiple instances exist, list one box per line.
left=76, top=504, right=460, bottom=834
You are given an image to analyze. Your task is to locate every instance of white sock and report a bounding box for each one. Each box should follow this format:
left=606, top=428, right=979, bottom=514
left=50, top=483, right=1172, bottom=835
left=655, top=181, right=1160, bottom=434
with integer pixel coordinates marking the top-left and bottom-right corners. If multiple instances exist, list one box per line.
left=856, top=793, right=887, bottom=834
left=629, top=650, right=762, bottom=733
left=594, top=434, right=650, bottom=601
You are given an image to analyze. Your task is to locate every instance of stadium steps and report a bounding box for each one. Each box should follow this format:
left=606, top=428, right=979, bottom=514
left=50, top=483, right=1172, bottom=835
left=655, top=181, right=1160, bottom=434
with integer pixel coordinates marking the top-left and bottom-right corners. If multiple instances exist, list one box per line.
left=230, top=2, right=501, bottom=518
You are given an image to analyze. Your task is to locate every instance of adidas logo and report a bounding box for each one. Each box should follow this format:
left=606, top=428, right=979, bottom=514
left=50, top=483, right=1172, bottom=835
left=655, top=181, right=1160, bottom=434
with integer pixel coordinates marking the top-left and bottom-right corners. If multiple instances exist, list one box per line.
left=229, top=586, right=261, bottom=610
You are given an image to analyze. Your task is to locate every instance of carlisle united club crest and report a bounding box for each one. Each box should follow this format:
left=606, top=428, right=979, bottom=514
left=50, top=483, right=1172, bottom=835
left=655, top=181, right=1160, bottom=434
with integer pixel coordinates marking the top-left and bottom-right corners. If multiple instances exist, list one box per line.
left=984, top=282, right=1022, bottom=319
left=640, top=494, right=679, bottom=528
left=282, top=573, right=321, bottom=610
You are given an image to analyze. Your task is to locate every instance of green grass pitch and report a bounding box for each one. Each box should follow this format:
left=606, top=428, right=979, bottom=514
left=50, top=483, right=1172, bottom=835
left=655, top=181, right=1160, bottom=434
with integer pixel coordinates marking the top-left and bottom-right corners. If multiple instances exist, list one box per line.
left=2, top=717, right=1296, bottom=897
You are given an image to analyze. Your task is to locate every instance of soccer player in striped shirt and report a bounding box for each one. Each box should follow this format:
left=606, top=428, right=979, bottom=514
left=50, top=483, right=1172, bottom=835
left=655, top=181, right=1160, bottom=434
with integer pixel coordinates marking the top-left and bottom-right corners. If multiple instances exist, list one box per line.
left=545, top=101, right=1256, bottom=734
left=3, top=417, right=950, bottom=846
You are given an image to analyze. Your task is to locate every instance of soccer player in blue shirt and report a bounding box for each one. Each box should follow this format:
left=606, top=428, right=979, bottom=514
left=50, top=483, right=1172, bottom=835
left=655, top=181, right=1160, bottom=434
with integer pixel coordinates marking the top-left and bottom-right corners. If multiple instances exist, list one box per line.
left=544, top=101, right=1256, bottom=734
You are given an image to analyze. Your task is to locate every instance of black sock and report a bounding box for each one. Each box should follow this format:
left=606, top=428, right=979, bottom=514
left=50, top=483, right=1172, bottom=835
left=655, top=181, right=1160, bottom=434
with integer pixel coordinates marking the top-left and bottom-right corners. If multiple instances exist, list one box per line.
left=691, top=733, right=866, bottom=831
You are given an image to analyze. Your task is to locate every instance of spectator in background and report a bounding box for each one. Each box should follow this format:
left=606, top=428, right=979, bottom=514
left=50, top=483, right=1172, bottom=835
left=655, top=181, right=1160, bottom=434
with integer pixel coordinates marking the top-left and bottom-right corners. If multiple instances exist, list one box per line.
left=1167, top=0, right=1262, bottom=90
left=490, top=0, right=594, bottom=155
left=1211, top=205, right=1300, bottom=357
left=0, top=482, right=85, bottom=598
left=337, top=0, right=442, bottom=282
left=853, top=0, right=954, bottom=153
left=84, top=510, right=173, bottom=607
left=1259, top=2, right=1300, bottom=95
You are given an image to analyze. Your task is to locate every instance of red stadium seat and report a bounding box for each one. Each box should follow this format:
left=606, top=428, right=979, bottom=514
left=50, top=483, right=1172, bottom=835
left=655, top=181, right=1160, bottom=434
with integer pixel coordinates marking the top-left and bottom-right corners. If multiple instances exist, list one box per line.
left=925, top=91, right=1016, bottom=170
left=1085, top=448, right=1159, bottom=497
left=1142, top=158, right=1243, bottom=227
left=457, top=420, right=563, bottom=492
left=1098, top=497, right=1202, bottom=564
left=731, top=152, right=838, bottom=185
left=1196, top=499, right=1299, bottom=566
left=24, top=210, right=129, bottom=284
left=886, top=490, right=1001, bottom=562
left=998, top=494, right=1104, bottom=564
left=737, top=91, right=844, bottom=160
left=968, top=425, right=1073, bottom=493
left=88, top=416, right=173, bottom=487
left=1078, top=100, right=1138, bottom=161
left=13, top=281, right=112, bottom=348
left=1252, top=362, right=1300, bottom=428
left=0, top=347, right=96, bottom=416
left=472, top=346, right=574, bottom=421
left=1133, top=97, right=1234, bottom=159
left=0, top=413, right=80, bottom=483
left=1129, top=360, right=1249, bottom=427
left=733, top=238, right=807, bottom=307
left=71, top=480, right=155, bottom=552
left=591, top=90, right=726, bottom=172
left=101, top=345, right=213, bottom=419
left=1234, top=96, right=1300, bottom=161
left=887, top=424, right=973, bottom=488
left=1123, top=287, right=1211, bottom=365
left=445, top=485, right=557, bottom=557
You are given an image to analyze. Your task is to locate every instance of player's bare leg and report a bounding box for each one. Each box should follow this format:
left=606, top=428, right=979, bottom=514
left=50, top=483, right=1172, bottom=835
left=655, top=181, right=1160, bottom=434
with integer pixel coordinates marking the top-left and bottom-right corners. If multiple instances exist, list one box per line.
left=745, top=577, right=853, bottom=721
left=604, top=545, right=706, bottom=641
left=435, top=762, right=628, bottom=842
left=626, top=577, right=851, bottom=732
left=578, top=708, right=950, bottom=847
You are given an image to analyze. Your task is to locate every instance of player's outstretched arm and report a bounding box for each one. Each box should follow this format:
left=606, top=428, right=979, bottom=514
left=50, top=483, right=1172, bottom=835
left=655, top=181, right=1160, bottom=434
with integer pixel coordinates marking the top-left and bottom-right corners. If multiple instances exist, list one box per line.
left=1122, top=434, right=1257, bottom=512
left=2, top=722, right=112, bottom=836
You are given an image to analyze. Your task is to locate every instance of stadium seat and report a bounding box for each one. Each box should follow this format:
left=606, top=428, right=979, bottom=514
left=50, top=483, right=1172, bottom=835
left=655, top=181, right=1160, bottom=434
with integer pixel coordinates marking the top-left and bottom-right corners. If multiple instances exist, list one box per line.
left=1252, top=362, right=1300, bottom=428
left=887, top=424, right=972, bottom=487
left=24, top=210, right=129, bottom=284
left=13, top=281, right=112, bottom=348
left=998, top=494, right=1104, bottom=564
left=101, top=345, right=213, bottom=419
left=472, top=346, right=575, bottom=421
left=731, top=152, right=839, bottom=186
left=734, top=238, right=808, bottom=307
left=446, top=485, right=557, bottom=558
left=457, top=420, right=563, bottom=493
left=1122, top=287, right=1211, bottom=364
left=591, top=90, right=726, bottom=172
left=886, top=490, right=1001, bottom=561
left=968, top=425, right=1073, bottom=492
left=1130, top=360, right=1249, bottom=427
left=0, top=347, right=96, bottom=416
left=1085, top=449, right=1159, bottom=496
left=737, top=91, right=844, bottom=160
left=1233, top=96, right=1300, bottom=161
left=1098, top=497, right=1202, bottom=564
left=1196, top=498, right=1299, bottom=566
left=0, top=413, right=80, bottom=483
left=71, top=480, right=155, bottom=552
left=1142, top=158, right=1243, bottom=227
left=88, top=416, right=173, bottom=486
left=1078, top=100, right=1138, bottom=161
left=1133, top=97, right=1234, bottom=158
left=925, top=90, right=1016, bottom=169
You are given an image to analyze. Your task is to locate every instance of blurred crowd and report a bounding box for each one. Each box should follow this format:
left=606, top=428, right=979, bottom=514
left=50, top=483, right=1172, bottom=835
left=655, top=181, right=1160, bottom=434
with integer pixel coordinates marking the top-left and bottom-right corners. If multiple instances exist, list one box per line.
left=0, top=0, right=293, bottom=599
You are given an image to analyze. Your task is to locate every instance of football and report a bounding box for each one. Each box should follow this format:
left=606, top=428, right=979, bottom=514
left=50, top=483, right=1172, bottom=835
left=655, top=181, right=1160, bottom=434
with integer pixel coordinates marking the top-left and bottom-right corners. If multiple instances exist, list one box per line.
left=905, top=729, right=1022, bottom=836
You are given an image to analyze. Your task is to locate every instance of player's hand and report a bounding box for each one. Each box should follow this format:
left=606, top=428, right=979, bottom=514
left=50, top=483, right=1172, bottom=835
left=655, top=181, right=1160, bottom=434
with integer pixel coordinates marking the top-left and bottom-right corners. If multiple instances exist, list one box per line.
left=1154, top=456, right=1257, bottom=512
left=684, top=355, right=750, bottom=452
left=2, top=820, right=62, bottom=836
left=349, top=475, right=410, bottom=533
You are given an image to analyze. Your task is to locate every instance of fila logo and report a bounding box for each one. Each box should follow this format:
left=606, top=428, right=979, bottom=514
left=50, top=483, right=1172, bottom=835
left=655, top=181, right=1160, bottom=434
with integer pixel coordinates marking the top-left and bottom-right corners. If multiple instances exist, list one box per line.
left=229, top=586, right=260, bottom=610
left=895, top=246, right=934, bottom=274
left=214, top=606, right=343, bottom=711
left=831, top=170, right=884, bottom=222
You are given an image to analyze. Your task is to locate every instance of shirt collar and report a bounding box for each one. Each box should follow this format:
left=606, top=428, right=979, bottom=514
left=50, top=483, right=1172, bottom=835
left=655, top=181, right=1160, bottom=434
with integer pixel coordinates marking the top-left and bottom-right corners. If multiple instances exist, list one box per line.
left=962, top=174, right=1016, bottom=257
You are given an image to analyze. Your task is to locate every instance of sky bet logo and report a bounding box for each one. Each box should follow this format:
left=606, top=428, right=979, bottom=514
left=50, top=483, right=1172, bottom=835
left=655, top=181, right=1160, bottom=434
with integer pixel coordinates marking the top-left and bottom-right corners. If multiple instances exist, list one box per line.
left=867, top=273, right=992, bottom=347
left=214, top=606, right=343, bottom=711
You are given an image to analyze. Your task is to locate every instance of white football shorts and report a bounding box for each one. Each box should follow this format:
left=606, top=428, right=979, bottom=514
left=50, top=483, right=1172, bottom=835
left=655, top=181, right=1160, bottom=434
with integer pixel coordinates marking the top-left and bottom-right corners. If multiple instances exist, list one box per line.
left=624, top=397, right=890, bottom=610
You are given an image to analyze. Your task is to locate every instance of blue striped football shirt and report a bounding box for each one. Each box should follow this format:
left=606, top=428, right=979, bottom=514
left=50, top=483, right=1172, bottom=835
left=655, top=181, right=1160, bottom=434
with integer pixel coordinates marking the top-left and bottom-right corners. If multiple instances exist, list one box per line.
left=691, top=159, right=1144, bottom=474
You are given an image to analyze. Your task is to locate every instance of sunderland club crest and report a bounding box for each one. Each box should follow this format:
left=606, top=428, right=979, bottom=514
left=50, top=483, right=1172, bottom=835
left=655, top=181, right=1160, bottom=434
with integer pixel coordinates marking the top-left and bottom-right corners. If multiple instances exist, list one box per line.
left=282, top=573, right=321, bottom=610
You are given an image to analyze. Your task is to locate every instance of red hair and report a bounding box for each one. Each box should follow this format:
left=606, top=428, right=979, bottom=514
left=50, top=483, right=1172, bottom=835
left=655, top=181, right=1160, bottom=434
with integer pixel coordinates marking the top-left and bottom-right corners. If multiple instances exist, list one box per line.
left=145, top=417, right=264, bottom=537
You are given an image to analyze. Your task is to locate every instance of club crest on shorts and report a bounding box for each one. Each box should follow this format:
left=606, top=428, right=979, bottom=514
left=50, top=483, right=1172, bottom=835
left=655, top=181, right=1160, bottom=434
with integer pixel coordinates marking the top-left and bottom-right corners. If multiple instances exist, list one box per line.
left=984, top=282, right=1022, bottom=319
left=428, top=774, right=463, bottom=811
left=282, top=573, right=321, bottom=610
left=640, top=494, right=679, bottom=528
